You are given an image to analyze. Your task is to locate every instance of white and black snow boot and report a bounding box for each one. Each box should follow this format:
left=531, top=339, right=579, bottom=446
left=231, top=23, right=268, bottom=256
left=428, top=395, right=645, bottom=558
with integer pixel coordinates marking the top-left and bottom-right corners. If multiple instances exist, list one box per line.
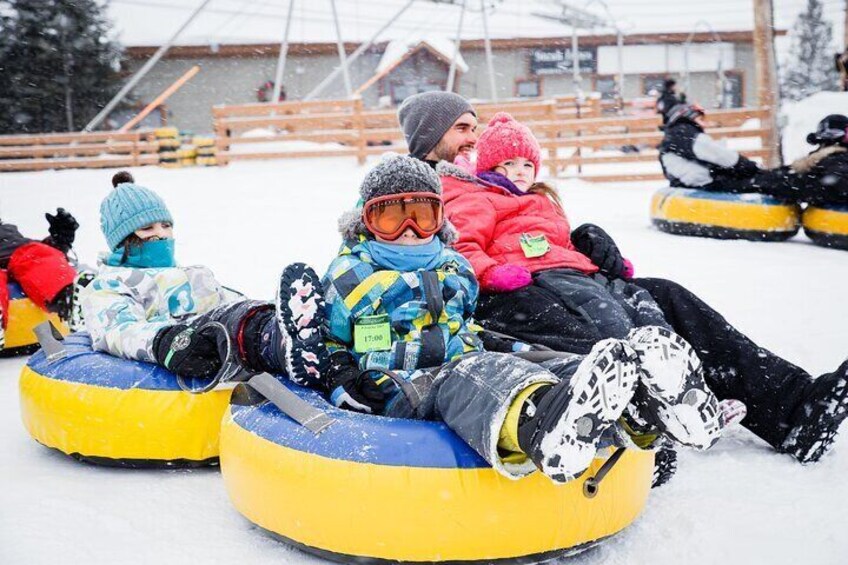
left=69, top=269, right=96, bottom=331
left=517, top=339, right=640, bottom=484
left=651, top=447, right=678, bottom=489
left=628, top=326, right=721, bottom=450
left=276, top=263, right=328, bottom=387
left=780, top=361, right=848, bottom=464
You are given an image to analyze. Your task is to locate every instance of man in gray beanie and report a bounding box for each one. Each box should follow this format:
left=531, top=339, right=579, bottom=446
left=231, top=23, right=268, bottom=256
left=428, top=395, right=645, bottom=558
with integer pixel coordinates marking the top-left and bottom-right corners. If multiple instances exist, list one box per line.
left=397, top=91, right=478, bottom=167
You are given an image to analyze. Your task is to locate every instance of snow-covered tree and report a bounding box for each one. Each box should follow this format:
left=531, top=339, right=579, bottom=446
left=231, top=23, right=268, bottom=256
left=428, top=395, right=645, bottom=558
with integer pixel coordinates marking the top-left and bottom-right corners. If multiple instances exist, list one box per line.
left=0, top=0, right=123, bottom=134
left=781, top=0, right=839, bottom=101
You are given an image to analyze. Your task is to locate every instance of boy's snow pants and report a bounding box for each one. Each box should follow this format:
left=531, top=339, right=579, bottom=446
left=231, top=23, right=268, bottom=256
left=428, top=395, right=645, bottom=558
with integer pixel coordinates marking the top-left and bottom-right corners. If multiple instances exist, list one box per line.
left=0, top=242, right=76, bottom=327
left=475, top=269, right=670, bottom=354
left=383, top=351, right=583, bottom=479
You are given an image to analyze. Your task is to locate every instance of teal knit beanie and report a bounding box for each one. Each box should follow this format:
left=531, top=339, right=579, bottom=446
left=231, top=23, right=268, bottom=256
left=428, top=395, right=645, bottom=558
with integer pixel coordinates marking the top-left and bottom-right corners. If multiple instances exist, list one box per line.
left=100, top=171, right=173, bottom=251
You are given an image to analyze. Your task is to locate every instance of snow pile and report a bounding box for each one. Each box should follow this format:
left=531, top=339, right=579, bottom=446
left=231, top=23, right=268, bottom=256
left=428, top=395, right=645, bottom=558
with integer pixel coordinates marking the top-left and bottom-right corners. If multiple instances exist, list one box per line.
left=376, top=36, right=468, bottom=74
left=1, top=159, right=848, bottom=563
left=780, top=91, right=848, bottom=162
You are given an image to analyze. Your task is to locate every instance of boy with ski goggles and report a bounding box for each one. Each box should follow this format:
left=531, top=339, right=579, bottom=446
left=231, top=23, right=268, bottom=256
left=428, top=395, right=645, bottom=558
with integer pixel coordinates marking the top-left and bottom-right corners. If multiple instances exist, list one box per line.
left=361, top=192, right=444, bottom=242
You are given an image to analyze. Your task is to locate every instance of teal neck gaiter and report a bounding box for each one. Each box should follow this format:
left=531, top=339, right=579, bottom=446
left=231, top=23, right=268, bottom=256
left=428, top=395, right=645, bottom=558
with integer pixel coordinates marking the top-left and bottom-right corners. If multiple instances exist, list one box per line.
left=107, top=239, right=176, bottom=268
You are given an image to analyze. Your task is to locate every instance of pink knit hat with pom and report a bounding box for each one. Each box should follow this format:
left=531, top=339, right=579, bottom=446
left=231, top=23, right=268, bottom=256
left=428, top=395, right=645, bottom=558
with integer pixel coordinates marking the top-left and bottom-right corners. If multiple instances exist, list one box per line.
left=475, top=112, right=542, bottom=174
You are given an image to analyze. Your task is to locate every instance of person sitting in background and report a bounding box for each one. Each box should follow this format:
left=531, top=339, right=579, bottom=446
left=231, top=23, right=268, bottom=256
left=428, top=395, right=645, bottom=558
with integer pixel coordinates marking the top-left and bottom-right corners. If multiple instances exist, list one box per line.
left=0, top=206, right=78, bottom=347
left=656, top=78, right=686, bottom=124
left=660, top=105, right=848, bottom=206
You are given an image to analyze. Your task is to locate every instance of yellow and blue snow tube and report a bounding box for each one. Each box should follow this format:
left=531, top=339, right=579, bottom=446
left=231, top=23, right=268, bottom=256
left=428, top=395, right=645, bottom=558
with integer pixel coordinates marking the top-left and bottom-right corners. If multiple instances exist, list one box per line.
left=802, top=203, right=848, bottom=250
left=19, top=333, right=231, bottom=467
left=650, top=187, right=801, bottom=241
left=3, top=282, right=67, bottom=357
left=221, top=381, right=654, bottom=564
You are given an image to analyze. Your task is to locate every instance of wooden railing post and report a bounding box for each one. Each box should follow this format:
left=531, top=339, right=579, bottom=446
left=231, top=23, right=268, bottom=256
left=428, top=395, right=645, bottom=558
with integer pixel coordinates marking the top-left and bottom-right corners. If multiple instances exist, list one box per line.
left=354, top=97, right=366, bottom=165
left=213, top=109, right=229, bottom=166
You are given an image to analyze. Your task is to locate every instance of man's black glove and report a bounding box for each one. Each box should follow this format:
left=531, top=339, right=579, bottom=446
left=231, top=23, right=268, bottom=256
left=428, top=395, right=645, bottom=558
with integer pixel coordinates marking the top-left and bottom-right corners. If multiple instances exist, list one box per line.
left=327, top=351, right=386, bottom=414
left=153, top=324, right=223, bottom=378
left=571, top=223, right=626, bottom=279
left=44, top=208, right=79, bottom=253
left=730, top=156, right=760, bottom=179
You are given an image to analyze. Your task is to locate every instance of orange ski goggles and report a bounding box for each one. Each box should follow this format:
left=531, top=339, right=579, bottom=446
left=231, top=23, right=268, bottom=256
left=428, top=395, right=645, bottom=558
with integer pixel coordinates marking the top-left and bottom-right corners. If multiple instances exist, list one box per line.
left=362, top=192, right=444, bottom=241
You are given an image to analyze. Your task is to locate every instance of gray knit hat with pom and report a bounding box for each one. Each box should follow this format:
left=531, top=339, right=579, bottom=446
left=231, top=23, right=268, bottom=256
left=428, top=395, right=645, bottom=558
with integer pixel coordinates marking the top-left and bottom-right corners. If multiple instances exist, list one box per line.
left=338, top=154, right=457, bottom=243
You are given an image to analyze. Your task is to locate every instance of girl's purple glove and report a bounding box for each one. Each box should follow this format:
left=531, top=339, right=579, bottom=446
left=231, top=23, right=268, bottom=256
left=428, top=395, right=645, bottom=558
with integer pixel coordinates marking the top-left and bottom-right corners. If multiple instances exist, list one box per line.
left=482, top=264, right=533, bottom=292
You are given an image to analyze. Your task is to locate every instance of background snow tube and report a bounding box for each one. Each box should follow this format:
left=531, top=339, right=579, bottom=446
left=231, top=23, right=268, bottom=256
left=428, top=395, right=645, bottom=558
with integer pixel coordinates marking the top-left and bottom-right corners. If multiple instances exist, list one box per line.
left=220, top=381, right=654, bottom=564
left=19, top=333, right=231, bottom=467
left=802, top=204, right=848, bottom=250
left=3, top=281, right=68, bottom=357
left=650, top=187, right=801, bottom=241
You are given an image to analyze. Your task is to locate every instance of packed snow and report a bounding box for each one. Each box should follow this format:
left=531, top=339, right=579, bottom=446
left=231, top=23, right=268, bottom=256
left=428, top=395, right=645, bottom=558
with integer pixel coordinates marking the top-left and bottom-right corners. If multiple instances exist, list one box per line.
left=1, top=157, right=847, bottom=564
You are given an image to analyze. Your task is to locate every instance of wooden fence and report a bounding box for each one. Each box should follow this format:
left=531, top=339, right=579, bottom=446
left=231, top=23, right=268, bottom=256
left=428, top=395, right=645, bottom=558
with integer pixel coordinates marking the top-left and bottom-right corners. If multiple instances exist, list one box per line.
left=213, top=95, right=602, bottom=166
left=0, top=131, right=160, bottom=172
left=213, top=97, right=773, bottom=183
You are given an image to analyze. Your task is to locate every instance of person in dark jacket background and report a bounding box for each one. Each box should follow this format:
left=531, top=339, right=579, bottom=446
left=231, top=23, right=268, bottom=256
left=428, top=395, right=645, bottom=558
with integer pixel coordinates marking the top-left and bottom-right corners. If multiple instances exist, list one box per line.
left=660, top=105, right=848, bottom=206
left=0, top=208, right=78, bottom=337
left=656, top=78, right=686, bottom=124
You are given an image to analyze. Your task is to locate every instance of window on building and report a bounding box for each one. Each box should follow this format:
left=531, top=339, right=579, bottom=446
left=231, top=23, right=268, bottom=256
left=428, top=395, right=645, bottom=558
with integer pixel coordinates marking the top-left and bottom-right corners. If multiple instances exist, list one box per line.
left=515, top=79, right=541, bottom=98
left=390, top=81, right=441, bottom=105
left=720, top=71, right=744, bottom=108
left=595, top=76, right=618, bottom=100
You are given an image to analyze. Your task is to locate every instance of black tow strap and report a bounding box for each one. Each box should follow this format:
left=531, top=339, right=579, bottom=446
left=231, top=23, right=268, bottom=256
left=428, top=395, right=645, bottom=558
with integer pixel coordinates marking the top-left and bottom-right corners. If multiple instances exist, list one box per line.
left=583, top=447, right=626, bottom=498
left=418, top=272, right=446, bottom=368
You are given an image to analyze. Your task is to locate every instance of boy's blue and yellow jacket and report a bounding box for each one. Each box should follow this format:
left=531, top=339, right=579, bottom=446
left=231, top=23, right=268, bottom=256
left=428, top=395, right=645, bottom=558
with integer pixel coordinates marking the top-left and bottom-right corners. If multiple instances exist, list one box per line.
left=322, top=237, right=483, bottom=385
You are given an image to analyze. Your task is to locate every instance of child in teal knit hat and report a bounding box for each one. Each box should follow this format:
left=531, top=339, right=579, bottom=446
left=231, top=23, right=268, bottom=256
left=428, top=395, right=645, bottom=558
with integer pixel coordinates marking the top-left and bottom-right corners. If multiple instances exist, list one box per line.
left=81, top=171, right=327, bottom=388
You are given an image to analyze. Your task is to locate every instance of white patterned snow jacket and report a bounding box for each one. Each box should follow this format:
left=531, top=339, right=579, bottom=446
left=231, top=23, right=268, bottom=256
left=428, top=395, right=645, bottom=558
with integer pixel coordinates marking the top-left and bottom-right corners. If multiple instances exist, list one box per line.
left=80, top=263, right=230, bottom=363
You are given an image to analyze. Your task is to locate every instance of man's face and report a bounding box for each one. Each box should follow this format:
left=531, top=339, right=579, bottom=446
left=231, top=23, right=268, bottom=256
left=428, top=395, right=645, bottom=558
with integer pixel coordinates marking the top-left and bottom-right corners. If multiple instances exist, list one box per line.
left=426, top=112, right=478, bottom=163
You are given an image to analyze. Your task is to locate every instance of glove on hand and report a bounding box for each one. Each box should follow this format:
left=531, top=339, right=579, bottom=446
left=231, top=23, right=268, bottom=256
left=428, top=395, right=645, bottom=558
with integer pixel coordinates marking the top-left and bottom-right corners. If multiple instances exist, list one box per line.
left=571, top=224, right=627, bottom=279
left=44, top=208, right=79, bottom=253
left=154, top=324, right=223, bottom=378
left=482, top=264, right=533, bottom=292
left=327, top=352, right=386, bottom=414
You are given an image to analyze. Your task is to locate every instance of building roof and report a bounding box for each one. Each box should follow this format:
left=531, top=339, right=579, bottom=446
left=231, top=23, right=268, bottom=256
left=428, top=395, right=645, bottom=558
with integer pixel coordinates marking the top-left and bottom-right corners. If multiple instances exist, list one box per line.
left=108, top=0, right=813, bottom=49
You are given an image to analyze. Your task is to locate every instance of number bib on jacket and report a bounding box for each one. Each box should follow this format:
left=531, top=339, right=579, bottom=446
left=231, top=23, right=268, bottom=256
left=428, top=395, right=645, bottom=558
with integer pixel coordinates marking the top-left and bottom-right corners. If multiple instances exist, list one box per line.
left=354, top=314, right=392, bottom=353
left=519, top=234, right=550, bottom=258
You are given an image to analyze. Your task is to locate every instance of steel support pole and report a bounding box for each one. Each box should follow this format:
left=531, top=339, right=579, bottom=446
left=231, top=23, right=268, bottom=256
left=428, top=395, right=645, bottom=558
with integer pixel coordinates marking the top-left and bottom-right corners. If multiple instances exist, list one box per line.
left=271, top=0, right=296, bottom=104
left=83, top=0, right=213, bottom=132
left=447, top=0, right=467, bottom=93
left=305, top=0, right=416, bottom=100
left=329, top=0, right=353, bottom=96
left=480, top=0, right=498, bottom=102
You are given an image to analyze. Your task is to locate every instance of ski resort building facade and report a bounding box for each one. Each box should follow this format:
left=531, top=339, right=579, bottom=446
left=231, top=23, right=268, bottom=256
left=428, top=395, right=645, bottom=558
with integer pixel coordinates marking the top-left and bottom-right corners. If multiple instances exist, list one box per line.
left=124, top=31, right=773, bottom=134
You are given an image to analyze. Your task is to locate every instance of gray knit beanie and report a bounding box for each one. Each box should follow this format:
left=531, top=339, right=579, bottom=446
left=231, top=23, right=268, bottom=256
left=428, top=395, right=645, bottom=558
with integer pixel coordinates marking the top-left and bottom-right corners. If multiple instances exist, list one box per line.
left=338, top=154, right=457, bottom=243
left=398, top=91, right=476, bottom=160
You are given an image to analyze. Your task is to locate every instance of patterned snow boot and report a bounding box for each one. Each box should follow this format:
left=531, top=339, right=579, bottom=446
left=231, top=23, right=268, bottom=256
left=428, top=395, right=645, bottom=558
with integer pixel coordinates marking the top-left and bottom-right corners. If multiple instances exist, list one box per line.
left=276, top=263, right=329, bottom=387
left=69, top=269, right=96, bottom=331
left=517, top=339, right=640, bottom=484
left=628, top=326, right=721, bottom=450
left=780, top=360, right=848, bottom=464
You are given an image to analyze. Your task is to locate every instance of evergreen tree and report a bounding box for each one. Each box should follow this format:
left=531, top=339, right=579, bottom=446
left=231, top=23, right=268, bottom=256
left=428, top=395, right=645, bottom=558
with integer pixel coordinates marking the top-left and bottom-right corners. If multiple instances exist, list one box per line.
left=0, top=0, right=123, bottom=134
left=781, top=0, right=839, bottom=101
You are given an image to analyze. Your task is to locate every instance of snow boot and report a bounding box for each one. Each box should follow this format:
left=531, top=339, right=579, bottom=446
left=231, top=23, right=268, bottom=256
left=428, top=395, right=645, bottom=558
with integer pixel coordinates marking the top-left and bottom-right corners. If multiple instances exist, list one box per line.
left=69, top=269, right=95, bottom=331
left=517, top=339, right=640, bottom=484
left=276, top=263, right=328, bottom=388
left=780, top=360, right=848, bottom=464
left=651, top=447, right=678, bottom=489
left=628, top=326, right=721, bottom=450
left=46, top=284, right=74, bottom=322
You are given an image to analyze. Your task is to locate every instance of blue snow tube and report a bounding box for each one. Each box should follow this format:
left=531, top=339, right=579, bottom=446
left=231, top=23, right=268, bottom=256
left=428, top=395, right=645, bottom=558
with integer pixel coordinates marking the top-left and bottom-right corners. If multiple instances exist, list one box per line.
left=2, top=281, right=68, bottom=356
left=803, top=203, right=848, bottom=250
left=220, top=379, right=655, bottom=563
left=19, top=333, right=232, bottom=467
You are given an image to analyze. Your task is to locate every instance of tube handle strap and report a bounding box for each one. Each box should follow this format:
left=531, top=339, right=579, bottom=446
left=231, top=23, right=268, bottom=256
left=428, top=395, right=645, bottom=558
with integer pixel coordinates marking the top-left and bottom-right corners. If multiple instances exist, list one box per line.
left=247, top=372, right=335, bottom=435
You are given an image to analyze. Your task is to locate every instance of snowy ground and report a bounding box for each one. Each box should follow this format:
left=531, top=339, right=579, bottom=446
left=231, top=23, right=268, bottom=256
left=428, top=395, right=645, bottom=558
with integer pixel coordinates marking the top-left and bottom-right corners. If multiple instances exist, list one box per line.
left=1, top=158, right=847, bottom=565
